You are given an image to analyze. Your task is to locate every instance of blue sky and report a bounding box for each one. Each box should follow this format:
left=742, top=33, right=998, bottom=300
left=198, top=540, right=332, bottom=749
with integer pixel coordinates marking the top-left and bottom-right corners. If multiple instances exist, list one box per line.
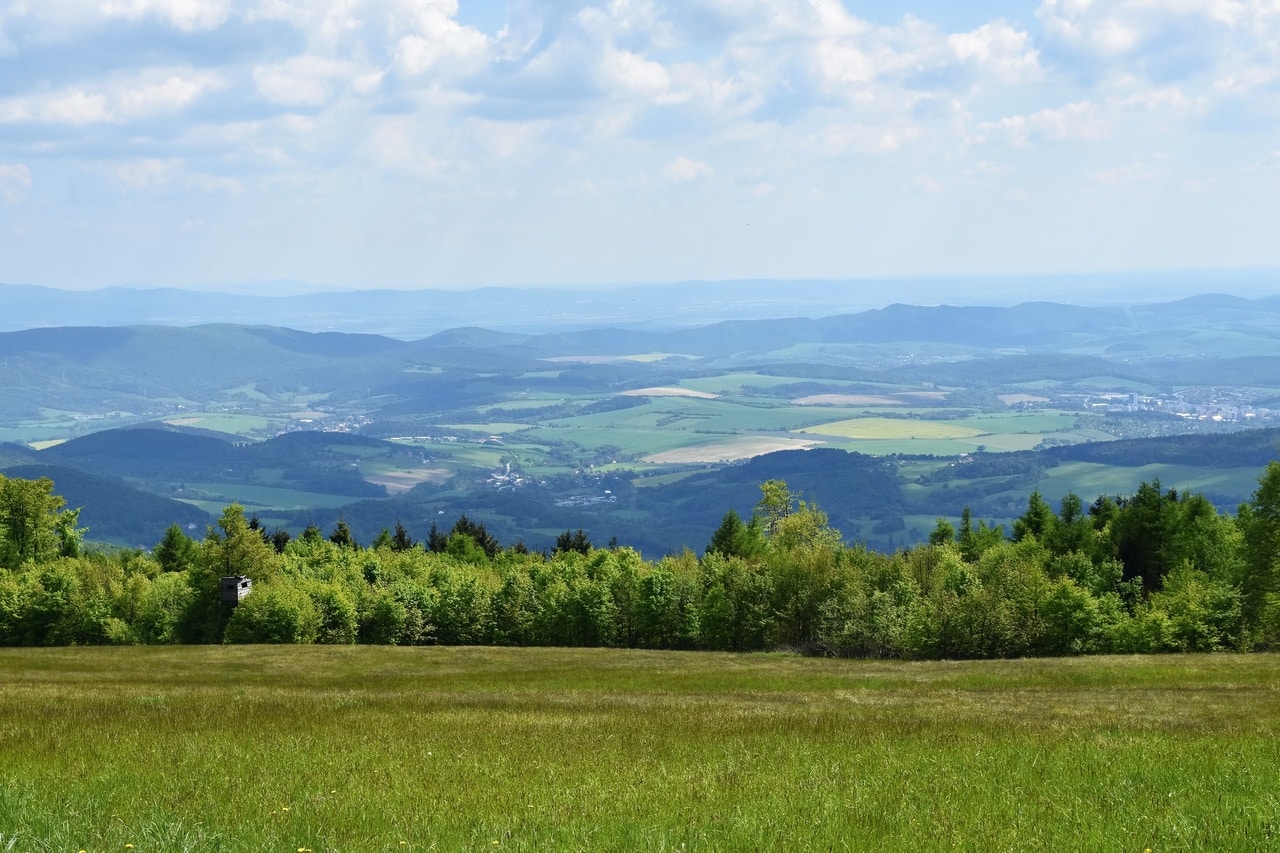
left=1, top=0, right=1278, bottom=292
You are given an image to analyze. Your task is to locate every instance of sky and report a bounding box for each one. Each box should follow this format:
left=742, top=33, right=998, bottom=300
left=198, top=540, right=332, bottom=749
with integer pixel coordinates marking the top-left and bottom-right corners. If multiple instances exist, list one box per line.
left=1, top=0, right=1279, bottom=292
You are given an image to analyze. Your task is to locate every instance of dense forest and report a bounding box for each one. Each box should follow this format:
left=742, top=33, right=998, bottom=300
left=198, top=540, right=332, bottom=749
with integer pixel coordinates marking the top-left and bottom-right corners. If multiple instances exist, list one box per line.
left=2, top=461, right=1279, bottom=658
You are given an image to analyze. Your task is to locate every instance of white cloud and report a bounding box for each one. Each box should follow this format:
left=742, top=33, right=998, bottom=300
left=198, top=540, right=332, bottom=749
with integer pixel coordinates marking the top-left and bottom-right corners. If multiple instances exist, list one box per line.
left=1088, top=155, right=1169, bottom=186
left=908, top=173, right=943, bottom=193
left=100, top=0, right=232, bottom=32
left=598, top=46, right=675, bottom=101
left=119, top=71, right=227, bottom=116
left=0, top=69, right=224, bottom=125
left=3, top=0, right=1280, bottom=288
left=389, top=0, right=490, bottom=76
left=0, top=164, right=32, bottom=203
left=947, top=22, right=1042, bottom=82
left=254, top=56, right=361, bottom=106
left=662, top=155, right=714, bottom=184
left=1255, top=151, right=1280, bottom=173
left=0, top=23, right=15, bottom=58
left=465, top=118, right=543, bottom=159
left=979, top=100, right=1110, bottom=146
left=115, top=157, right=181, bottom=190
left=819, top=120, right=927, bottom=155
left=113, top=157, right=242, bottom=193
left=369, top=117, right=446, bottom=180
left=1036, top=0, right=1280, bottom=89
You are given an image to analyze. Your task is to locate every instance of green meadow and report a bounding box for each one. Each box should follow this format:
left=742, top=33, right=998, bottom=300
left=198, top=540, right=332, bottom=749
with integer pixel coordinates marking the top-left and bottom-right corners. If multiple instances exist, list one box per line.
left=2, top=647, right=1278, bottom=852
left=1033, top=462, right=1266, bottom=505
left=180, top=483, right=359, bottom=512
left=163, top=412, right=291, bottom=438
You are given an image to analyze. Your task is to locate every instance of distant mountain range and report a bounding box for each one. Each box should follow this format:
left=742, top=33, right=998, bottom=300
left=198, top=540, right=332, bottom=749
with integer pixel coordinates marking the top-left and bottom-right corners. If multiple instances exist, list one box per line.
left=3, top=295, right=1280, bottom=417
left=4, top=271, right=1278, bottom=338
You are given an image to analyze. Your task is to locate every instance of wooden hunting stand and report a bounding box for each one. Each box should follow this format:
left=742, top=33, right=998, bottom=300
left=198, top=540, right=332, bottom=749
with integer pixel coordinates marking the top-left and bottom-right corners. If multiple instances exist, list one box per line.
left=220, top=575, right=253, bottom=606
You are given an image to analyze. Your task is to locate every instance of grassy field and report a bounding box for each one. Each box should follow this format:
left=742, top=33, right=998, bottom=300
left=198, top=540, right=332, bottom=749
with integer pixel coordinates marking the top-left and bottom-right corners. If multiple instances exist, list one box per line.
left=1034, top=462, right=1266, bottom=504
left=642, top=436, right=821, bottom=463
left=797, top=417, right=985, bottom=440
left=159, top=412, right=288, bottom=438
left=181, top=483, right=360, bottom=511
left=788, top=412, right=1108, bottom=456
left=1, top=647, right=1277, bottom=852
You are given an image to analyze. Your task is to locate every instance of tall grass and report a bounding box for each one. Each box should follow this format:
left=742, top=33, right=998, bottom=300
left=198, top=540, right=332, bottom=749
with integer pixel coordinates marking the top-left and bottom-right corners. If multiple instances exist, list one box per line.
left=2, top=647, right=1278, bottom=851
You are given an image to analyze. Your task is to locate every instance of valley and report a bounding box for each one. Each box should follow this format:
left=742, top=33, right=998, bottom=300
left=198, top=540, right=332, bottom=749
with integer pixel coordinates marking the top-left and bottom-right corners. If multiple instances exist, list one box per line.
left=4, top=292, right=1280, bottom=554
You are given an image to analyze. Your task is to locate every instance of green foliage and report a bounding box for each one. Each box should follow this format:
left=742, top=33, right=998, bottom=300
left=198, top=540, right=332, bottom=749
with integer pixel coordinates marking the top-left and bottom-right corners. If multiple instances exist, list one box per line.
left=698, top=552, right=775, bottom=651
left=705, top=508, right=765, bottom=559
left=635, top=559, right=701, bottom=649
left=132, top=571, right=191, bottom=644
left=1240, top=461, right=1280, bottom=627
left=1, top=465, right=1278, bottom=660
left=1147, top=564, right=1244, bottom=652
left=309, top=582, right=358, bottom=644
left=328, top=517, right=357, bottom=549
left=224, top=581, right=320, bottom=644
left=957, top=507, right=1002, bottom=563
left=756, top=478, right=794, bottom=535
left=1013, top=490, right=1056, bottom=543
left=178, top=505, right=282, bottom=644
left=0, top=474, right=83, bottom=570
left=554, top=528, right=592, bottom=556
left=445, top=514, right=499, bottom=559
left=928, top=517, right=955, bottom=547
left=390, top=521, right=414, bottom=552
left=153, top=523, right=198, bottom=573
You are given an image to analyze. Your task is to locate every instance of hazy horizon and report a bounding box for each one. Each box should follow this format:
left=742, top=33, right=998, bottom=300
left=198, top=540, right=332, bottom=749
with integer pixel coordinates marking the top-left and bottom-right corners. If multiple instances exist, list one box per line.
left=5, top=269, right=1279, bottom=306
left=3, top=1, right=1279, bottom=295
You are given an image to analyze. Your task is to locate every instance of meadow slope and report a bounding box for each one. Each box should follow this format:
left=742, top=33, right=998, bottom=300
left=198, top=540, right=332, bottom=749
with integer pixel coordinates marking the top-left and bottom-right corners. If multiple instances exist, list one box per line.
left=1, top=646, right=1277, bottom=851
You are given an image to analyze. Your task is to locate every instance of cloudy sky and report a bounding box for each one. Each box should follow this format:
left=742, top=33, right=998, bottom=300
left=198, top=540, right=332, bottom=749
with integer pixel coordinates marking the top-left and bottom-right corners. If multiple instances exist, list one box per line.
left=1, top=0, right=1278, bottom=292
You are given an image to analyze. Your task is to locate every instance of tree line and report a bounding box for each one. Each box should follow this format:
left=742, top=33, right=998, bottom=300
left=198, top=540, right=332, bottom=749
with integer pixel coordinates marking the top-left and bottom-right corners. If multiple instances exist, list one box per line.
left=2, top=460, right=1279, bottom=657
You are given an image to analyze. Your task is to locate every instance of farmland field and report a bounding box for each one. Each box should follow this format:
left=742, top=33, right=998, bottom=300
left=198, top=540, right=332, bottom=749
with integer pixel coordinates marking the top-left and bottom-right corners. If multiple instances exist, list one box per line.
left=1033, top=462, right=1266, bottom=505
left=179, top=483, right=360, bottom=511
left=679, top=372, right=848, bottom=394
left=797, top=417, right=985, bottom=440
left=160, top=412, right=287, bottom=437
left=1, top=647, right=1277, bottom=852
left=642, top=436, right=821, bottom=463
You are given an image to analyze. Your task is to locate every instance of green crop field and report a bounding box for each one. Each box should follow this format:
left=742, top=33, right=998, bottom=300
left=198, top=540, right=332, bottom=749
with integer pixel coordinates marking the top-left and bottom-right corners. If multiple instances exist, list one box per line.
left=1, top=647, right=1276, bottom=852
left=549, top=397, right=840, bottom=434
left=678, top=372, right=845, bottom=395
left=182, top=483, right=360, bottom=511
left=477, top=399, right=563, bottom=412
left=1034, top=462, right=1265, bottom=503
left=522, top=399, right=855, bottom=464
left=158, top=413, right=287, bottom=438
left=797, top=417, right=985, bottom=440
left=437, top=423, right=538, bottom=435
left=950, top=412, right=1081, bottom=434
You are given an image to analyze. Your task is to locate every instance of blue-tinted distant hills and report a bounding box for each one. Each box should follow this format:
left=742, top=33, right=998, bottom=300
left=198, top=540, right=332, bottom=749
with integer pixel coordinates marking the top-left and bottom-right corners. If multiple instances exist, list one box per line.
left=5, top=273, right=1278, bottom=338
left=3, top=294, right=1280, bottom=427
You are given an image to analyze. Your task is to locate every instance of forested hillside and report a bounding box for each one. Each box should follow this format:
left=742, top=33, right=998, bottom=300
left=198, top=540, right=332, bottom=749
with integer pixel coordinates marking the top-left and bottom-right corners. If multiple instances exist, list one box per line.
left=8, top=427, right=1280, bottom=555
left=3, top=460, right=1278, bottom=657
